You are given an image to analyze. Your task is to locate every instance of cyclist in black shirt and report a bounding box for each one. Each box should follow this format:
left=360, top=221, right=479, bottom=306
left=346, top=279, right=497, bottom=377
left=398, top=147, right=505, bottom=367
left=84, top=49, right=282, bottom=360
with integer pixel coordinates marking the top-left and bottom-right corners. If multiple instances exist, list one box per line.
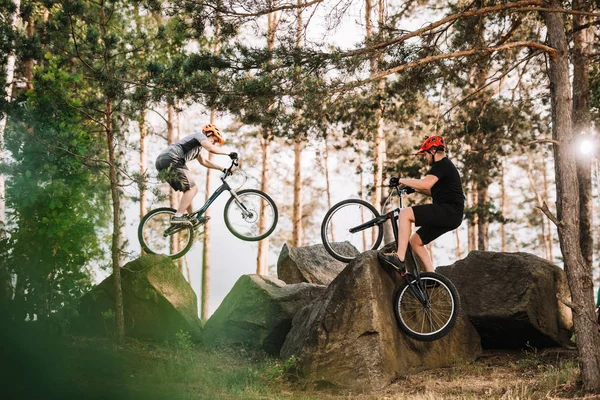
left=378, top=136, right=465, bottom=272
left=155, top=124, right=238, bottom=226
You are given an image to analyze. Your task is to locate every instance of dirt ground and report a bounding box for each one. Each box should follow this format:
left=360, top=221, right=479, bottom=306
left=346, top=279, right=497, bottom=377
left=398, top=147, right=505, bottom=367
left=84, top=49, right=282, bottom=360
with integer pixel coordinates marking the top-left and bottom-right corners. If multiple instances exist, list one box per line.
left=292, top=348, right=600, bottom=400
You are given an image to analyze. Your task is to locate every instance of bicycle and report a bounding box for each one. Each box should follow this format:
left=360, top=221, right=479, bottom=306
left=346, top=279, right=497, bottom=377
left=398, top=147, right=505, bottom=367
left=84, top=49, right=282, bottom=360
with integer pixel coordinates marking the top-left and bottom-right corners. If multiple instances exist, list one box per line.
left=320, top=177, right=460, bottom=341
left=138, top=158, right=278, bottom=259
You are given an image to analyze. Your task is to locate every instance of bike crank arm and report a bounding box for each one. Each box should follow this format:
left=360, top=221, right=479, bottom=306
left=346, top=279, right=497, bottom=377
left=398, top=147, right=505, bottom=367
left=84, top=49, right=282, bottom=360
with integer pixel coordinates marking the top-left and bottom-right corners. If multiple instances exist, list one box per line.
left=348, top=214, right=388, bottom=233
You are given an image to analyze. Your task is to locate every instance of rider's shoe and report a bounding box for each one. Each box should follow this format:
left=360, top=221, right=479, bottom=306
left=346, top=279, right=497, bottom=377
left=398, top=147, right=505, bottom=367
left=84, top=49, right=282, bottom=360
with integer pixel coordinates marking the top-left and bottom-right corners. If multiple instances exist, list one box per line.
left=377, top=250, right=405, bottom=273
left=171, top=215, right=192, bottom=226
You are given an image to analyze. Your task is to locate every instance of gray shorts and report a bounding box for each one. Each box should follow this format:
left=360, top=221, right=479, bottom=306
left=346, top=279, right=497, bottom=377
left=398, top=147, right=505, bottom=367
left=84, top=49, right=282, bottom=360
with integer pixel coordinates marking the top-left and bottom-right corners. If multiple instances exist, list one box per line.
left=155, top=152, right=195, bottom=192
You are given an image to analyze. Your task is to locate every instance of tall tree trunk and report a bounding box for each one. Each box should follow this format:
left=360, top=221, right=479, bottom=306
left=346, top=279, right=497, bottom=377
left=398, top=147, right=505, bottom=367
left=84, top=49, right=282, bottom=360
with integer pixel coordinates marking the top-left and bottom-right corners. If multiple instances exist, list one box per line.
left=467, top=184, right=477, bottom=252
left=201, top=111, right=215, bottom=321
left=256, top=136, right=270, bottom=275
left=477, top=185, right=488, bottom=251
left=324, top=137, right=334, bottom=241
left=0, top=0, right=21, bottom=235
left=365, top=0, right=388, bottom=242
left=139, top=110, right=148, bottom=221
left=167, top=105, right=180, bottom=259
left=543, top=159, right=554, bottom=261
left=572, top=0, right=593, bottom=268
left=544, top=2, right=600, bottom=389
left=455, top=230, right=463, bottom=259
left=526, top=155, right=550, bottom=258
left=106, top=99, right=125, bottom=343
left=500, top=160, right=507, bottom=252
left=292, top=137, right=303, bottom=246
left=291, top=2, right=303, bottom=247
left=256, top=9, right=278, bottom=275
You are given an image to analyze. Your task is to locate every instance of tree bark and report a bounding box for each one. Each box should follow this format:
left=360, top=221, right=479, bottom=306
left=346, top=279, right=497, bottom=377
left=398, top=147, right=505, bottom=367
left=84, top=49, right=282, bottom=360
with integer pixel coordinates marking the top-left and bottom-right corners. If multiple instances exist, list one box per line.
left=256, top=8, right=278, bottom=275
left=467, top=184, right=477, bottom=252
left=139, top=110, right=148, bottom=221
left=256, top=135, right=270, bottom=275
left=291, top=2, right=303, bottom=247
left=105, top=99, right=125, bottom=343
left=167, top=105, right=180, bottom=259
left=543, top=1, right=600, bottom=390
left=0, top=0, right=21, bottom=233
left=292, top=137, right=303, bottom=247
left=572, top=0, right=593, bottom=269
left=477, top=185, right=488, bottom=251
left=500, top=160, right=507, bottom=252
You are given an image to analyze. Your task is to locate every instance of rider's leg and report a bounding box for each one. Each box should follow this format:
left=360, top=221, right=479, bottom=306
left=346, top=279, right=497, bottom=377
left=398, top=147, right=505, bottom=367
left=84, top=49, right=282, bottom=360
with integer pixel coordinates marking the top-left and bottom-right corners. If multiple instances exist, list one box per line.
left=410, top=233, right=434, bottom=272
left=177, top=185, right=198, bottom=214
left=396, top=207, right=415, bottom=262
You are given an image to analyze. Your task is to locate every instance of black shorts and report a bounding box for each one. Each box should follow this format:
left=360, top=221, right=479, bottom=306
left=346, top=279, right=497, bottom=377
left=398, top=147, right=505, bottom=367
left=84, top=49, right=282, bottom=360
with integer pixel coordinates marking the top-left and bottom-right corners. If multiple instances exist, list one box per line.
left=412, top=203, right=464, bottom=245
left=155, top=152, right=196, bottom=192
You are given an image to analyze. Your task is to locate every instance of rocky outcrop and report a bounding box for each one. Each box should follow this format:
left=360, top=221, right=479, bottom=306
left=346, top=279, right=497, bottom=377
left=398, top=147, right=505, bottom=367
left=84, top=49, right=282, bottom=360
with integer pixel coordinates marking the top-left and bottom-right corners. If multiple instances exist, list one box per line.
left=280, top=250, right=482, bottom=390
left=437, top=251, right=573, bottom=348
left=203, top=275, right=325, bottom=355
left=277, top=242, right=358, bottom=285
left=71, top=255, right=202, bottom=341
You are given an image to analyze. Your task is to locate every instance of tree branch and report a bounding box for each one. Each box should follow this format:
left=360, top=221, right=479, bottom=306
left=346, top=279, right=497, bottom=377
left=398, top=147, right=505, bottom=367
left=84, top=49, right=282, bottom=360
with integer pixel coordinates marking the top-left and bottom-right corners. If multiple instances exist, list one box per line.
left=338, top=0, right=543, bottom=58
left=205, top=0, right=326, bottom=18
left=339, top=41, right=554, bottom=91
left=536, top=201, right=561, bottom=227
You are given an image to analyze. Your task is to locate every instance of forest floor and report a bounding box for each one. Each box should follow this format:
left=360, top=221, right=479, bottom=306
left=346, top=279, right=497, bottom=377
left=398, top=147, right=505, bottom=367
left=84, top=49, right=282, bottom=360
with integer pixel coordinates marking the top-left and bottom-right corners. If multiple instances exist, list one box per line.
left=4, top=328, right=596, bottom=400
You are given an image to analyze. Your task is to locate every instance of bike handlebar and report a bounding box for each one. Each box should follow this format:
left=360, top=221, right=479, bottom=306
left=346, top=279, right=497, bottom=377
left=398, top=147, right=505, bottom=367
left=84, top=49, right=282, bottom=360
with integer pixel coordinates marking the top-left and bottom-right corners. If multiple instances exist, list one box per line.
left=388, top=176, right=415, bottom=195
left=223, top=159, right=239, bottom=179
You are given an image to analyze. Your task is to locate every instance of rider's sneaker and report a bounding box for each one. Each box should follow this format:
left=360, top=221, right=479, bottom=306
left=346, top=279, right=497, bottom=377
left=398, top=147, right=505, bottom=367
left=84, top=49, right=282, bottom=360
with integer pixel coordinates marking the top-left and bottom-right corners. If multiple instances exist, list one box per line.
left=171, top=215, right=192, bottom=226
left=377, top=250, right=405, bottom=273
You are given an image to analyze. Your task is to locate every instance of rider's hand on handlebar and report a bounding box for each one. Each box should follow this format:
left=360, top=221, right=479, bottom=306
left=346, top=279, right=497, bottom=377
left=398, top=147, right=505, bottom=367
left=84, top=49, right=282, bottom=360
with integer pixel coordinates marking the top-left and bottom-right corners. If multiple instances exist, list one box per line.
left=229, top=152, right=238, bottom=160
left=389, top=177, right=400, bottom=187
left=402, top=186, right=416, bottom=194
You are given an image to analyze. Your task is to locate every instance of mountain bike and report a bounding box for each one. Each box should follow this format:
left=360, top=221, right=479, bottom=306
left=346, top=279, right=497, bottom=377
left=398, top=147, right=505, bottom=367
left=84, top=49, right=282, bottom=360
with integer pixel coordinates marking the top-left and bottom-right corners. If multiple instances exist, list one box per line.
left=320, top=178, right=460, bottom=341
left=138, top=158, right=278, bottom=260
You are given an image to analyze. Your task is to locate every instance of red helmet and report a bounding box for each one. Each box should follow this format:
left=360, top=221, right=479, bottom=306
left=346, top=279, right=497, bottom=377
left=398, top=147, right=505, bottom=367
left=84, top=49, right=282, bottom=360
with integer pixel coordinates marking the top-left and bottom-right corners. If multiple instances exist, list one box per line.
left=202, top=124, right=225, bottom=145
left=416, top=136, right=446, bottom=154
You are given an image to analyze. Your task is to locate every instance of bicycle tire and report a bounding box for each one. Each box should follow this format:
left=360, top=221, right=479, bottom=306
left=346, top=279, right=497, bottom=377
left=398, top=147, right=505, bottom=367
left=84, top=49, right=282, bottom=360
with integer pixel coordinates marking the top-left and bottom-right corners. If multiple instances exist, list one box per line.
left=321, top=199, right=384, bottom=263
left=223, top=189, right=278, bottom=241
left=138, top=207, right=194, bottom=259
left=393, top=272, right=460, bottom=341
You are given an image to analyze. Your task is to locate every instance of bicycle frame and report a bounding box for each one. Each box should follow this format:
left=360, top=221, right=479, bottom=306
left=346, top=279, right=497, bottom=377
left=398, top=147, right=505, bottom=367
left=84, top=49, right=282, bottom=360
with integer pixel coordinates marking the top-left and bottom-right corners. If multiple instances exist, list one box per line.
left=190, top=159, right=251, bottom=220
left=348, top=185, right=429, bottom=305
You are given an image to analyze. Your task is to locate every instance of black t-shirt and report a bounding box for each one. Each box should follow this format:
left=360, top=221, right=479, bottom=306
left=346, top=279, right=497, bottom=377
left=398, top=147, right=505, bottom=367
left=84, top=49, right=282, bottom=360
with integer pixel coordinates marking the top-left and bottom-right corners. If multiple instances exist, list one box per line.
left=426, top=157, right=465, bottom=208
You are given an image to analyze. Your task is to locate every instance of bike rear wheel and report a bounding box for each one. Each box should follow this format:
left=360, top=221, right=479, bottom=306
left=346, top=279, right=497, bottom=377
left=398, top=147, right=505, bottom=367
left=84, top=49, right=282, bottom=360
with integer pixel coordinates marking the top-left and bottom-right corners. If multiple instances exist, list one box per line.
left=394, top=272, right=460, bottom=341
left=138, top=207, right=194, bottom=259
left=321, top=199, right=384, bottom=263
left=224, top=189, right=278, bottom=241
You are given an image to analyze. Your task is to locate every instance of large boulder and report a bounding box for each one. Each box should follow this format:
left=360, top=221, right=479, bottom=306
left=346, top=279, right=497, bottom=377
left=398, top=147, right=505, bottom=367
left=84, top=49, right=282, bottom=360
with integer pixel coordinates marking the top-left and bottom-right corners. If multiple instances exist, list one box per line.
left=277, top=242, right=358, bottom=285
left=437, top=251, right=573, bottom=348
left=71, top=255, right=202, bottom=341
left=203, top=275, right=325, bottom=355
left=280, top=250, right=481, bottom=390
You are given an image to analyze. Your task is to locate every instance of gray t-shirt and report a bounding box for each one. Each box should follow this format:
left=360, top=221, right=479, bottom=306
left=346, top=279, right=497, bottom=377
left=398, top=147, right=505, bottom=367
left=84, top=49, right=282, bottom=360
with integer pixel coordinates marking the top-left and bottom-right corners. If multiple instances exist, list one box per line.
left=168, top=132, right=209, bottom=162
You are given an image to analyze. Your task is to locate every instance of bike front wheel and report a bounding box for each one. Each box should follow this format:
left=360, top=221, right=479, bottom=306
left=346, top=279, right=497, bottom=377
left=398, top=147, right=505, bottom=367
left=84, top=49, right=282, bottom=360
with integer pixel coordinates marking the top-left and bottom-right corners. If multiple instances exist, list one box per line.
left=224, top=189, right=278, bottom=241
left=138, top=207, right=194, bottom=259
left=394, top=272, right=460, bottom=341
left=321, top=199, right=384, bottom=263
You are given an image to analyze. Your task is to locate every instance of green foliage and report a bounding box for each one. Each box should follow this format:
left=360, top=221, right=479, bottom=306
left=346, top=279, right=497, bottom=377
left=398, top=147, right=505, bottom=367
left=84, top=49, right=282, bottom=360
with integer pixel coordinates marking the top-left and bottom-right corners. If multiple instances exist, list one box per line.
left=1, top=53, right=109, bottom=321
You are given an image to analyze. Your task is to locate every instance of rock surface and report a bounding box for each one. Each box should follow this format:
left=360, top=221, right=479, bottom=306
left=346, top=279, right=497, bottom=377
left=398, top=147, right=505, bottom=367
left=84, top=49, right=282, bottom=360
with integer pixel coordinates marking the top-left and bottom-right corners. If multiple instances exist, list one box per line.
left=280, top=250, right=482, bottom=390
left=72, top=255, right=202, bottom=341
left=437, top=251, right=573, bottom=348
left=277, top=242, right=358, bottom=285
left=203, top=275, right=325, bottom=355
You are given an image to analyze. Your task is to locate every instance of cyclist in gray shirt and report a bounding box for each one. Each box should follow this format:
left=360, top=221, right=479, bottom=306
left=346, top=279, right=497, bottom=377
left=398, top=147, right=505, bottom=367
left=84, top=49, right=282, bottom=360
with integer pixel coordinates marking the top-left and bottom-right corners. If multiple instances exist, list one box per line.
left=155, top=124, right=238, bottom=225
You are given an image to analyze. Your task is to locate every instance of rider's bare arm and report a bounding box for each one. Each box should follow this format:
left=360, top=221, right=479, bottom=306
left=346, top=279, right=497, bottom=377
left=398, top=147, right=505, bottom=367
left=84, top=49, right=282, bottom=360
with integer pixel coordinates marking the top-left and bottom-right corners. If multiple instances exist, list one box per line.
left=200, top=139, right=231, bottom=156
left=197, top=152, right=226, bottom=171
left=400, top=175, right=438, bottom=196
